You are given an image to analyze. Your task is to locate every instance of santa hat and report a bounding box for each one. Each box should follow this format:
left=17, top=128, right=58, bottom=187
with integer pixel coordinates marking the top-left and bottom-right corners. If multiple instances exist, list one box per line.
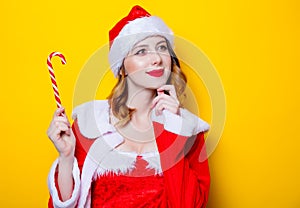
left=109, top=5, right=174, bottom=77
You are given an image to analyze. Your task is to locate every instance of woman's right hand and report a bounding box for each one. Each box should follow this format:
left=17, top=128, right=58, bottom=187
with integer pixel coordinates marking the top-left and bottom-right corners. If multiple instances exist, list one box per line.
left=47, top=107, right=75, bottom=159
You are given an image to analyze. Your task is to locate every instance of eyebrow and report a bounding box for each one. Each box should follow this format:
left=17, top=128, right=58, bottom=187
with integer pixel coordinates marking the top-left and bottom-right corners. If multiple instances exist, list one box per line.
left=131, top=40, right=167, bottom=51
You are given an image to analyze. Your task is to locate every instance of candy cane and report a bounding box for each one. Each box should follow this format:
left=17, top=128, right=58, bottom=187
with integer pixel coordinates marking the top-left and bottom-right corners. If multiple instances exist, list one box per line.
left=47, top=52, right=66, bottom=108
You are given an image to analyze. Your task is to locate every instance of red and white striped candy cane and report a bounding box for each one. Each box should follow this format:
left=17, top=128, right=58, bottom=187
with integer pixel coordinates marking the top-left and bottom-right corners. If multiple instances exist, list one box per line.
left=47, top=52, right=66, bottom=108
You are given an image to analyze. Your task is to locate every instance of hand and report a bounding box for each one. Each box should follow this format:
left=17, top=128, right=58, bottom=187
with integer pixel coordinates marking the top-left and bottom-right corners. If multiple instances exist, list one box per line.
left=47, top=107, right=75, bottom=159
left=152, top=85, right=180, bottom=116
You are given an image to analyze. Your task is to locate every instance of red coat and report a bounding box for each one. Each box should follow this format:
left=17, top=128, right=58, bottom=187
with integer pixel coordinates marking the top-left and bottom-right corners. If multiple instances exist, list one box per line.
left=153, top=121, right=210, bottom=207
left=48, top=100, right=210, bottom=208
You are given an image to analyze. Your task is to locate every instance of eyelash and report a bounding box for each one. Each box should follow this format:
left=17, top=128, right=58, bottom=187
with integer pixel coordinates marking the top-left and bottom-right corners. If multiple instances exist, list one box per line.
left=135, top=49, right=147, bottom=55
left=158, top=45, right=167, bottom=51
left=134, top=45, right=168, bottom=56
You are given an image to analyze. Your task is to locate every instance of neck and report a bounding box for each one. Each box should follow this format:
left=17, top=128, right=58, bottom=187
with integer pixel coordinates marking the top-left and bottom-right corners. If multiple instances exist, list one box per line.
left=126, top=78, right=156, bottom=127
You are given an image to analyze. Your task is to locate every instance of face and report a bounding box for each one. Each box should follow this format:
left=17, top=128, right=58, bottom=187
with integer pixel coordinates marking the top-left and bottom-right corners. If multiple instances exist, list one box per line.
left=123, top=36, right=172, bottom=89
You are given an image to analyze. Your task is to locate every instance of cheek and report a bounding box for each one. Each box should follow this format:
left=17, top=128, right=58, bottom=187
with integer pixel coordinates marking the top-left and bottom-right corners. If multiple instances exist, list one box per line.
left=163, top=55, right=172, bottom=69
left=124, top=57, right=146, bottom=74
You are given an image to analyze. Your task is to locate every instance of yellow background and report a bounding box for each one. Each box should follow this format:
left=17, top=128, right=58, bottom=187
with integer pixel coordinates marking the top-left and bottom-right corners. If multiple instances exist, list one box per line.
left=0, top=0, right=299, bottom=207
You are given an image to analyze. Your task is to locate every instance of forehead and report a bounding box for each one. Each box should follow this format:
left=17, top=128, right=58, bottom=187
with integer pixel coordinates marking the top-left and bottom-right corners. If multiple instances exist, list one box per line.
left=134, top=36, right=167, bottom=47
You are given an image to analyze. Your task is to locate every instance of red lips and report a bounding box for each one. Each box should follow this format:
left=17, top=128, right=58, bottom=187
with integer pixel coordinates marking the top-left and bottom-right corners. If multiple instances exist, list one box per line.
left=146, top=69, right=164, bottom=77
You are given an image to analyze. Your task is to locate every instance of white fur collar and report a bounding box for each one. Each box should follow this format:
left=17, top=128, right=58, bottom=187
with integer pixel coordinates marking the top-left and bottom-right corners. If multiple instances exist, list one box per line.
left=72, top=100, right=115, bottom=139
left=72, top=100, right=210, bottom=139
left=93, top=150, right=162, bottom=179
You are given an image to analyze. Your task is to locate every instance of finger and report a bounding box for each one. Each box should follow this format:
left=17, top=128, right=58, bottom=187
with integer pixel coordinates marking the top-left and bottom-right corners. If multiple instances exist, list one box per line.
left=57, top=123, right=70, bottom=132
left=156, top=99, right=178, bottom=111
left=53, top=117, right=71, bottom=127
left=53, top=107, right=65, bottom=118
left=155, top=100, right=179, bottom=115
left=152, top=93, right=179, bottom=108
left=157, top=89, right=164, bottom=95
left=48, top=127, right=62, bottom=141
left=65, top=129, right=71, bottom=136
left=156, top=103, right=178, bottom=116
left=152, top=95, right=167, bottom=110
left=152, top=93, right=165, bottom=109
left=152, top=89, right=165, bottom=109
left=49, top=124, right=71, bottom=141
left=49, top=122, right=68, bottom=135
left=157, top=85, right=177, bottom=99
left=50, top=120, right=70, bottom=134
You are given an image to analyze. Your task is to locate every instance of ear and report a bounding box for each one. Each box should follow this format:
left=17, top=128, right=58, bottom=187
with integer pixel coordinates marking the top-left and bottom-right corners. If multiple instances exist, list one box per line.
left=119, top=67, right=128, bottom=77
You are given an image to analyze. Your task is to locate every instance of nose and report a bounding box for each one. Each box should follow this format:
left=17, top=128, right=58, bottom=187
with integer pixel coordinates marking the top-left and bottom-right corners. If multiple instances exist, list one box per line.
left=150, top=51, right=162, bottom=65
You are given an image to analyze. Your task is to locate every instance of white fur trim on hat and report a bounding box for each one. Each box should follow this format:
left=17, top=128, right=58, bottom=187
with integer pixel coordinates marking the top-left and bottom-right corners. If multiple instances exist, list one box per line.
left=109, top=16, right=174, bottom=77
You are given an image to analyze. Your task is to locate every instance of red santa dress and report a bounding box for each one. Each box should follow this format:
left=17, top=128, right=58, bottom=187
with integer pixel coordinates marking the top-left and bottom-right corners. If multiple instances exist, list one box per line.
left=47, top=100, right=210, bottom=208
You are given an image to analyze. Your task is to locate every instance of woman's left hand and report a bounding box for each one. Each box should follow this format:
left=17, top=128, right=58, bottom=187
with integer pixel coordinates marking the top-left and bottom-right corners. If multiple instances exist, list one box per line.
left=152, top=85, right=180, bottom=116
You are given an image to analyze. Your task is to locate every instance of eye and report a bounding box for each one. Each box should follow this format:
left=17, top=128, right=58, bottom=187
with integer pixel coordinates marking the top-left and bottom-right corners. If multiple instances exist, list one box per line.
left=134, top=49, right=147, bottom=56
left=157, top=45, right=168, bottom=53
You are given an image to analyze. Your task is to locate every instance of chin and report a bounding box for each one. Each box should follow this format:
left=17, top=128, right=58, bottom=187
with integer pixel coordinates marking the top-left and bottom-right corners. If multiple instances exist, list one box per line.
left=147, top=80, right=168, bottom=89
left=128, top=71, right=170, bottom=89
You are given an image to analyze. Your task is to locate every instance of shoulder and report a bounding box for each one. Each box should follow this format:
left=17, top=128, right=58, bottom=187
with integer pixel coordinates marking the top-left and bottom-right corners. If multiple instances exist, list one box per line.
left=72, top=100, right=116, bottom=139
left=72, top=100, right=109, bottom=115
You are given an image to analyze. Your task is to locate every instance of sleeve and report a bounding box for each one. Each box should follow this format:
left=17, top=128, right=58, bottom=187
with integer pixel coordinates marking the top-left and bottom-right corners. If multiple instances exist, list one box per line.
left=156, top=128, right=210, bottom=208
left=47, top=158, right=80, bottom=208
left=47, top=120, right=94, bottom=208
left=184, top=132, right=210, bottom=207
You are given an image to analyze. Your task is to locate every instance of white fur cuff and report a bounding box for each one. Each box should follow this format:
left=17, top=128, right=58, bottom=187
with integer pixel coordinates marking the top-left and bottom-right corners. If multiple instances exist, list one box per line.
left=151, top=108, right=210, bottom=137
left=47, top=158, right=80, bottom=208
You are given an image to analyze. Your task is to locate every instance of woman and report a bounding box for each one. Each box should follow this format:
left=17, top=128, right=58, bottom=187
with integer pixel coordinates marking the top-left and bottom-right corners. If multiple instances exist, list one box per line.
left=47, top=5, right=210, bottom=208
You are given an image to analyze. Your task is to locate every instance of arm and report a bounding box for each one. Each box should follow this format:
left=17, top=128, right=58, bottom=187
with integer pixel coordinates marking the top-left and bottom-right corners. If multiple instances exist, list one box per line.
left=155, top=125, right=210, bottom=208
left=47, top=157, right=80, bottom=208
left=152, top=84, right=210, bottom=207
left=57, top=156, right=75, bottom=200
left=48, top=118, right=94, bottom=208
left=184, top=132, right=210, bottom=207
left=46, top=108, right=76, bottom=204
left=48, top=117, right=120, bottom=208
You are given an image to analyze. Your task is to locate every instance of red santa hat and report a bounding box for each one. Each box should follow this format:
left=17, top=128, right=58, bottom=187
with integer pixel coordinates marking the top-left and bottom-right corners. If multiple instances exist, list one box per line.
left=109, top=5, right=174, bottom=77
